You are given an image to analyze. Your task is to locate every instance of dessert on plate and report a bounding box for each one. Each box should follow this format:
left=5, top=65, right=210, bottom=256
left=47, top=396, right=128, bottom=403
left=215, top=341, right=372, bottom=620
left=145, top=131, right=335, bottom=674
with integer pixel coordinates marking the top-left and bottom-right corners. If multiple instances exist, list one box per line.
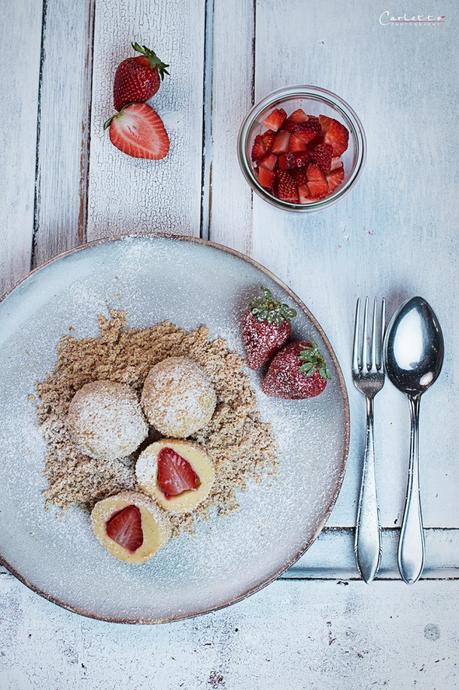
left=34, top=287, right=329, bottom=565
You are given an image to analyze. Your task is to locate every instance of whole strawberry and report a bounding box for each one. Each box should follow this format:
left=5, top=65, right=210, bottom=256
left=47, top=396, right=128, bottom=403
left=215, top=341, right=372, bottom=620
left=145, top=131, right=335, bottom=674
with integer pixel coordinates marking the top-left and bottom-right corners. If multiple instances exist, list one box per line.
left=262, top=340, right=330, bottom=399
left=114, top=42, right=169, bottom=111
left=241, top=288, right=296, bottom=369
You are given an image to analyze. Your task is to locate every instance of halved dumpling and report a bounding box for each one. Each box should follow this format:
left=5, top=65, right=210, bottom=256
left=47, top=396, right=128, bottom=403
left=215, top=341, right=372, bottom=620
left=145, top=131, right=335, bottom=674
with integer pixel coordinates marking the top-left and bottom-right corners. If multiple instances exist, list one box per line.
left=136, top=440, right=215, bottom=513
left=91, top=491, right=171, bottom=564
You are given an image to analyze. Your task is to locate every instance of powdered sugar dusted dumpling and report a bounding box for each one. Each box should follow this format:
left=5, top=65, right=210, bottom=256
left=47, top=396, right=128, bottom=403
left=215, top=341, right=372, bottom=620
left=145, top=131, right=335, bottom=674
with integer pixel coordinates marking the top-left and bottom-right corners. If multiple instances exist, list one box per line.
left=136, top=439, right=215, bottom=513
left=141, top=357, right=217, bottom=438
left=91, top=491, right=171, bottom=564
left=67, top=381, right=148, bottom=461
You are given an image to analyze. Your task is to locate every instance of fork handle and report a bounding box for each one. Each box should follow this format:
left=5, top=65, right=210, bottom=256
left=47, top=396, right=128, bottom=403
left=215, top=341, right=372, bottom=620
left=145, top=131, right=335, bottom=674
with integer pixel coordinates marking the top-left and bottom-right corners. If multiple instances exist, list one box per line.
left=355, top=396, right=381, bottom=583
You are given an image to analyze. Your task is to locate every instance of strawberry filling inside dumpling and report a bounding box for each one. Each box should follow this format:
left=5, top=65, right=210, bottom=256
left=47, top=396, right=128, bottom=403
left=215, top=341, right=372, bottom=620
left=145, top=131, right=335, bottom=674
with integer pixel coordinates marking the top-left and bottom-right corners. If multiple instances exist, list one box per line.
left=157, top=447, right=201, bottom=499
left=106, top=505, right=143, bottom=552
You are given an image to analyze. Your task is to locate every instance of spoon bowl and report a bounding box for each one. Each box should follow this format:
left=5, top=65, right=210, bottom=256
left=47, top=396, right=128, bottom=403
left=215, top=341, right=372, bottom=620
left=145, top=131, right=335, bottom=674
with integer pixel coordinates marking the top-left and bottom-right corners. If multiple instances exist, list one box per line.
left=385, top=297, right=444, bottom=397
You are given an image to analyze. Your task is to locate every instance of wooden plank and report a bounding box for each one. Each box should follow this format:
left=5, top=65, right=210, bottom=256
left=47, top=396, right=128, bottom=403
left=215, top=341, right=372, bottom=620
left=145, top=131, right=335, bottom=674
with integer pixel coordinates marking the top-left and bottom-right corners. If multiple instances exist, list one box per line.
left=0, top=1, right=42, bottom=294
left=206, top=0, right=253, bottom=252
left=86, top=0, right=206, bottom=240
left=0, top=575, right=456, bottom=689
left=238, top=0, right=458, bottom=528
left=32, top=0, right=95, bottom=268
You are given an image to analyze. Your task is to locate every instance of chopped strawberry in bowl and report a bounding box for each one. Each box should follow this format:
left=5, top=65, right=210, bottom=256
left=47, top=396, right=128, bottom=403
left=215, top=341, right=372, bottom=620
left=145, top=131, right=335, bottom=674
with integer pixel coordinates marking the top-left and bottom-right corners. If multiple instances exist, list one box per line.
left=238, top=85, right=366, bottom=212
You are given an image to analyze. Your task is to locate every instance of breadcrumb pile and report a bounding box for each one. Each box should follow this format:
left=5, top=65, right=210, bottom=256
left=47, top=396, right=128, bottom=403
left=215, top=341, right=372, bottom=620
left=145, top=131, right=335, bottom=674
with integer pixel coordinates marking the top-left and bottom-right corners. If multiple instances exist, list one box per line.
left=36, top=311, right=278, bottom=536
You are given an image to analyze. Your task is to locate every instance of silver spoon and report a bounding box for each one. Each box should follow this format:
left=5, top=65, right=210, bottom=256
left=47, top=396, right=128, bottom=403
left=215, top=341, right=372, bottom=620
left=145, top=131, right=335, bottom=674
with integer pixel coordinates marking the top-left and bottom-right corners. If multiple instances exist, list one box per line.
left=384, top=296, right=444, bottom=584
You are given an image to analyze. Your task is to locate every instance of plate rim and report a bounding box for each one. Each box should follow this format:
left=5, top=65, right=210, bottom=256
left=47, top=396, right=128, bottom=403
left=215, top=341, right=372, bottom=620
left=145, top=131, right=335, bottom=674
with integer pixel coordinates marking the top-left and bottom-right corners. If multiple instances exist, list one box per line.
left=0, top=233, right=350, bottom=624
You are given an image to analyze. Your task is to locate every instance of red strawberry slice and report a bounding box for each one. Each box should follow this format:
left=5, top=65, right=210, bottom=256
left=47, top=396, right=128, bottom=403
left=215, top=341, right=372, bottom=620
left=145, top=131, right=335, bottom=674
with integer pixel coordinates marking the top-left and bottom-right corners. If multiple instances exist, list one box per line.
left=271, top=130, right=290, bottom=154
left=241, top=287, right=296, bottom=369
left=327, top=162, right=345, bottom=193
left=262, top=129, right=276, bottom=152
left=286, top=108, right=308, bottom=124
left=298, top=185, right=310, bottom=203
left=106, top=505, right=143, bottom=553
left=277, top=170, right=298, bottom=202
left=288, top=134, right=307, bottom=152
left=293, top=168, right=308, bottom=186
left=258, top=166, right=275, bottom=189
left=251, top=134, right=266, bottom=161
left=105, top=103, right=170, bottom=160
left=306, top=163, right=328, bottom=199
left=319, top=115, right=349, bottom=156
left=293, top=151, right=311, bottom=168
left=262, top=341, right=330, bottom=399
left=260, top=153, right=277, bottom=171
left=263, top=108, right=287, bottom=132
left=288, top=117, right=321, bottom=144
left=157, top=447, right=201, bottom=499
left=311, top=143, right=333, bottom=174
left=278, top=153, right=296, bottom=171
left=330, top=156, right=342, bottom=171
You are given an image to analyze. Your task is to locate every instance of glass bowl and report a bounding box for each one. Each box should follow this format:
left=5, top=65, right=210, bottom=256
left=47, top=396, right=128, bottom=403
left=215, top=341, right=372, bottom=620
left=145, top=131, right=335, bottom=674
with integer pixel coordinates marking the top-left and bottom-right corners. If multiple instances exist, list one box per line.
left=237, top=85, right=366, bottom=212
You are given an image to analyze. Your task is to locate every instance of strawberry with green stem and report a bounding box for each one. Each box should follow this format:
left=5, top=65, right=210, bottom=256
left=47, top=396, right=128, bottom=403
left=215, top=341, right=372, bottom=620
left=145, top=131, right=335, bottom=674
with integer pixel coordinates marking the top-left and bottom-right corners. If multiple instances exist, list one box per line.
left=241, top=288, right=297, bottom=369
left=114, top=42, right=169, bottom=111
left=262, top=340, right=330, bottom=399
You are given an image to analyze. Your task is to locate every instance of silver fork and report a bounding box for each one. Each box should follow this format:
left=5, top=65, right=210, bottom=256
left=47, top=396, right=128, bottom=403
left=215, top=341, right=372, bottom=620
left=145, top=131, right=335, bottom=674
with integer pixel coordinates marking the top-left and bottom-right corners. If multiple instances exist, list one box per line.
left=352, top=297, right=386, bottom=583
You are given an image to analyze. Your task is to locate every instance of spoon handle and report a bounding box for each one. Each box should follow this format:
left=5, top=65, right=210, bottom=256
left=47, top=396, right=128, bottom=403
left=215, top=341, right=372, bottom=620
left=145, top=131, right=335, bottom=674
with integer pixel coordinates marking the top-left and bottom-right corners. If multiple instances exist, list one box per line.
left=355, top=396, right=381, bottom=583
left=398, top=396, right=425, bottom=584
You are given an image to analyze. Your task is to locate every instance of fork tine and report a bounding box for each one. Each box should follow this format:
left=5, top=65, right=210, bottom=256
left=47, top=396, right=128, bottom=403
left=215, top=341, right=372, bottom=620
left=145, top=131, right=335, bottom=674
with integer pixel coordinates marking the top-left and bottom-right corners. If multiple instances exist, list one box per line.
left=370, top=298, right=377, bottom=371
left=352, top=298, right=361, bottom=373
left=361, top=297, right=369, bottom=370
left=379, top=298, right=386, bottom=371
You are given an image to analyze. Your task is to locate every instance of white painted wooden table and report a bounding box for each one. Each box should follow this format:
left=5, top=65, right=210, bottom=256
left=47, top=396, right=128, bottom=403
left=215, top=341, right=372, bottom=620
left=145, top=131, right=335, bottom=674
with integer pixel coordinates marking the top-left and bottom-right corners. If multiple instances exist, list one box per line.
left=1, top=1, right=458, bottom=688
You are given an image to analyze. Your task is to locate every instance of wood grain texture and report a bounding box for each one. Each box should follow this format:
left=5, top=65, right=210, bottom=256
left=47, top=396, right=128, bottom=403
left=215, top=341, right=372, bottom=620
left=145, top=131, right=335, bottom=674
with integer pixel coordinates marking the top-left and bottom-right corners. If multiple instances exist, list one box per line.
left=0, top=575, right=456, bottom=689
left=207, top=0, right=254, bottom=252
left=86, top=0, right=205, bottom=240
left=32, top=0, right=95, bottom=268
left=0, top=1, right=42, bottom=295
left=244, top=0, right=459, bottom=528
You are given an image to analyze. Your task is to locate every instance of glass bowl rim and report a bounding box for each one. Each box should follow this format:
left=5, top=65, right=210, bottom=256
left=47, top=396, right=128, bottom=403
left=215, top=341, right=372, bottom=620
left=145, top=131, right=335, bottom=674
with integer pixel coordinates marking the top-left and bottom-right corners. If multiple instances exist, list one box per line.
left=237, top=84, right=366, bottom=212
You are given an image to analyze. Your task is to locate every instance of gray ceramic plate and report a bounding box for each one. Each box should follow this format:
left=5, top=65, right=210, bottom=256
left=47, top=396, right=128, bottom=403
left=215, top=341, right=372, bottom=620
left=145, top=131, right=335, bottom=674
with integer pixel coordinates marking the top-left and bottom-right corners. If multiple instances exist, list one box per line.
left=0, top=235, right=349, bottom=623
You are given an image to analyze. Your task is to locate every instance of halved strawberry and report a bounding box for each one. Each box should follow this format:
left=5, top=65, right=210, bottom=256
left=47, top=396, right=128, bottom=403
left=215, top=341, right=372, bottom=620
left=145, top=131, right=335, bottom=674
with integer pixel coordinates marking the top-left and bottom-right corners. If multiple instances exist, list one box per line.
left=306, top=163, right=328, bottom=199
left=260, top=153, right=277, bottom=171
left=271, top=130, right=290, bottom=154
left=288, top=134, right=307, bottom=152
left=258, top=166, right=275, bottom=189
left=105, top=103, right=170, bottom=160
left=278, top=153, right=296, bottom=171
left=327, top=162, right=345, bottom=193
left=263, top=108, right=287, bottom=132
left=106, top=505, right=143, bottom=552
left=298, top=185, right=310, bottom=203
left=251, top=135, right=266, bottom=161
left=319, top=115, right=349, bottom=156
left=157, top=447, right=201, bottom=499
left=311, top=143, right=333, bottom=174
left=277, top=171, right=298, bottom=202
